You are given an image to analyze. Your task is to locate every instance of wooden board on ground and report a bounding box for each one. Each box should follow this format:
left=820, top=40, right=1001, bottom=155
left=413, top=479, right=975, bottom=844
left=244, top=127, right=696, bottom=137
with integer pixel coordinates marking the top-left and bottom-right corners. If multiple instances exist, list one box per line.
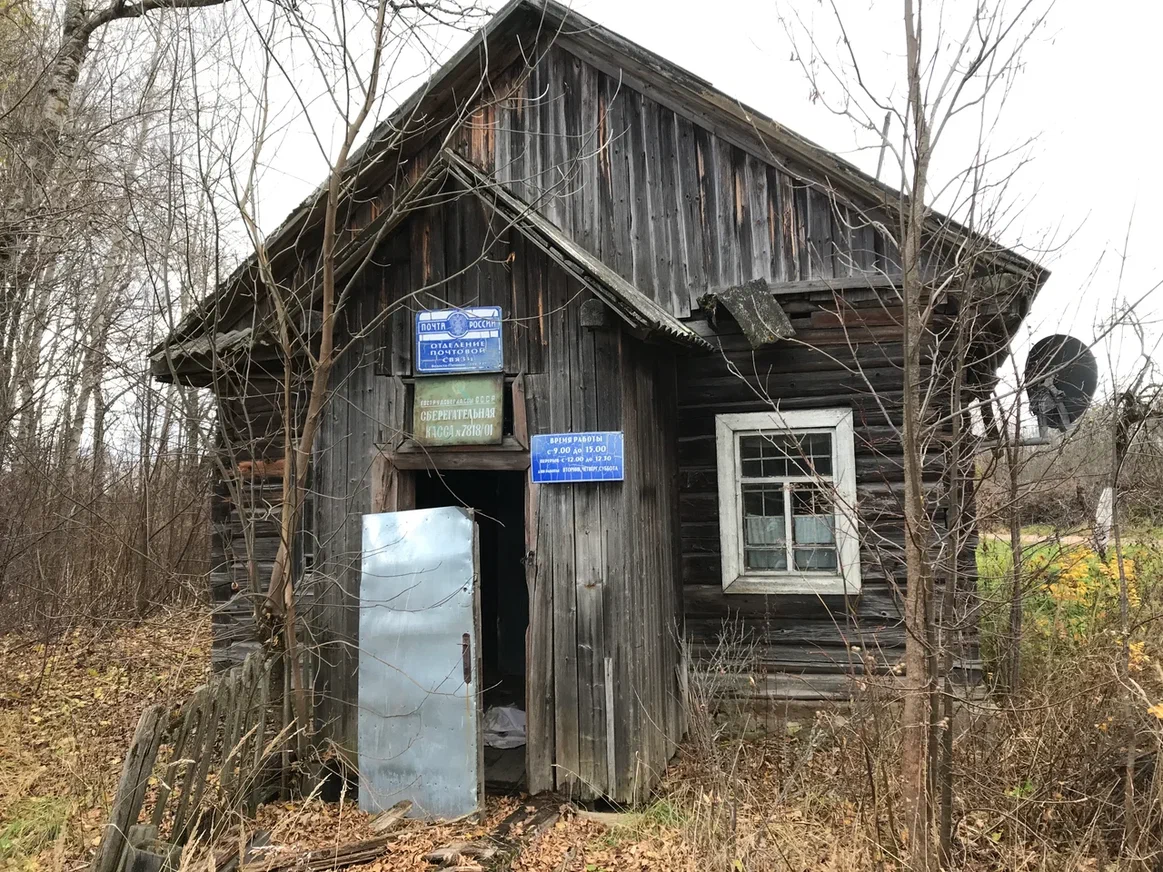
left=423, top=795, right=561, bottom=870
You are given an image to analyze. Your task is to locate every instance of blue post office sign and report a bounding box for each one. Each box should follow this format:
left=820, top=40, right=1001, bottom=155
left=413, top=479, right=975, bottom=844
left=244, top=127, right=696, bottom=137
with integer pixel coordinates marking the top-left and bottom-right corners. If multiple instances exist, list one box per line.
left=415, top=306, right=503, bottom=375
left=531, top=432, right=624, bottom=483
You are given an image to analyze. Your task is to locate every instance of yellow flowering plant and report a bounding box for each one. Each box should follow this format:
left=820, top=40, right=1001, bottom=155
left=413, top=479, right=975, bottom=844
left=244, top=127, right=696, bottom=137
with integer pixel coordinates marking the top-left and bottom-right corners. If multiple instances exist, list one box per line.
left=977, top=537, right=1160, bottom=681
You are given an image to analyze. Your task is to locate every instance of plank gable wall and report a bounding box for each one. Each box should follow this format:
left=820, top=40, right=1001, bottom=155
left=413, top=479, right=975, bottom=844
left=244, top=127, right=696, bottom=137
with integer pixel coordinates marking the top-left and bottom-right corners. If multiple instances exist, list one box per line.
left=488, top=46, right=897, bottom=321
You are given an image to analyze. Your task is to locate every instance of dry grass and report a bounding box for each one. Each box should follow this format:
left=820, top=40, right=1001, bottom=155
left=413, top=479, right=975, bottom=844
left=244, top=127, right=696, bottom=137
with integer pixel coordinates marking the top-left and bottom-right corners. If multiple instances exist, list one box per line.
left=0, top=606, right=211, bottom=871
left=514, top=720, right=878, bottom=872
left=6, top=598, right=1162, bottom=872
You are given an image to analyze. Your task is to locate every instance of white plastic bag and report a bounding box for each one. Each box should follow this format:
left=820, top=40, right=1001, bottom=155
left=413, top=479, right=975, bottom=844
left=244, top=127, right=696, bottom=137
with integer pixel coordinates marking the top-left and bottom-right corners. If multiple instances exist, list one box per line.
left=483, top=705, right=526, bottom=749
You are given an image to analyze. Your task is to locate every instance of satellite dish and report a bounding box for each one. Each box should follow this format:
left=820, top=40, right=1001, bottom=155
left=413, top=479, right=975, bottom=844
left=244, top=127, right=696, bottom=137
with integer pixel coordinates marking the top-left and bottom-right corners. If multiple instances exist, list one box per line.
left=1024, top=334, right=1098, bottom=432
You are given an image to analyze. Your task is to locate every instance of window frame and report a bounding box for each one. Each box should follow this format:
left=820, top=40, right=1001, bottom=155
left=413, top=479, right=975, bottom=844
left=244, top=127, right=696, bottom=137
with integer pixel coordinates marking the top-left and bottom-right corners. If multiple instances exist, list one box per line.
left=715, top=408, right=861, bottom=595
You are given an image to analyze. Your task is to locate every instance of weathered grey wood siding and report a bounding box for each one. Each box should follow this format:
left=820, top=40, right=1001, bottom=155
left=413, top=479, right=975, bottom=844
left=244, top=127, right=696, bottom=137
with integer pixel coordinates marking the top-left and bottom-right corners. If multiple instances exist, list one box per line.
left=198, top=27, right=970, bottom=788
left=675, top=294, right=970, bottom=700
left=309, top=191, right=683, bottom=802
left=329, top=43, right=900, bottom=328
left=445, top=45, right=898, bottom=320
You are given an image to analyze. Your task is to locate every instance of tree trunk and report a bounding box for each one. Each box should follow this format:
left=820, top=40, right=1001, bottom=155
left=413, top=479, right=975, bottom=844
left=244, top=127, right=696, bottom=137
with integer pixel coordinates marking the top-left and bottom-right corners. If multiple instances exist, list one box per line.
left=899, top=1, right=935, bottom=866
left=1111, top=400, right=1138, bottom=868
left=1005, top=436, right=1024, bottom=694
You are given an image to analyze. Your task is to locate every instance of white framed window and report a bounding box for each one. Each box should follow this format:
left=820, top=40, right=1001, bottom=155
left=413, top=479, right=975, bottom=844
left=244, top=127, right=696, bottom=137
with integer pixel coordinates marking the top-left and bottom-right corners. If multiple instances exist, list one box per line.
left=715, top=408, right=861, bottom=595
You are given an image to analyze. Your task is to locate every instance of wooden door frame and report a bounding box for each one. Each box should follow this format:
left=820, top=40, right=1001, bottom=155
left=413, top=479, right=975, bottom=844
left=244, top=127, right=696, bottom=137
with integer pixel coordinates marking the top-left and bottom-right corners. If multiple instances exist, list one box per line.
left=367, top=373, right=552, bottom=792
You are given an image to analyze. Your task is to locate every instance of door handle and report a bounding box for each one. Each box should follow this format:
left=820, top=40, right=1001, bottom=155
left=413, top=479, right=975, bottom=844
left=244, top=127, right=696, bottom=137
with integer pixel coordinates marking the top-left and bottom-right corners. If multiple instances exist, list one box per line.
left=461, top=633, right=472, bottom=685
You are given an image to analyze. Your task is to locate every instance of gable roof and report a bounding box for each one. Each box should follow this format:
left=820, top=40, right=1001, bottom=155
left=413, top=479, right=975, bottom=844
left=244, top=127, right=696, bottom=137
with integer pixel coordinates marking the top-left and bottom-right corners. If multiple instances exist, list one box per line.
left=152, top=149, right=710, bottom=382
left=158, top=0, right=1044, bottom=356
left=442, top=150, right=710, bottom=349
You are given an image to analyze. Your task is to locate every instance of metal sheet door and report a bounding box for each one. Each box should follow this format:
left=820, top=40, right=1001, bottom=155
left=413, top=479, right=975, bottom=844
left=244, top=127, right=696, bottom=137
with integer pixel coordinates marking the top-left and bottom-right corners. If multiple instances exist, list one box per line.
left=358, top=506, right=483, bottom=817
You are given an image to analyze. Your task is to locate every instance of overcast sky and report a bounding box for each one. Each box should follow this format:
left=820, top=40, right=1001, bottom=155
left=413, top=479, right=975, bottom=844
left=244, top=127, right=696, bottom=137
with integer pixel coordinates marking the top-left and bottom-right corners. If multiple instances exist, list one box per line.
left=568, top=0, right=1163, bottom=382
left=239, top=0, right=1163, bottom=385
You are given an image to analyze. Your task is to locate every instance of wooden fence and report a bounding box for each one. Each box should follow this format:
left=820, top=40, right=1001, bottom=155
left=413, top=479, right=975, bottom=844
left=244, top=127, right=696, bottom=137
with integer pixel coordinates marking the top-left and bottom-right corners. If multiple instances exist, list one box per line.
left=90, top=650, right=293, bottom=872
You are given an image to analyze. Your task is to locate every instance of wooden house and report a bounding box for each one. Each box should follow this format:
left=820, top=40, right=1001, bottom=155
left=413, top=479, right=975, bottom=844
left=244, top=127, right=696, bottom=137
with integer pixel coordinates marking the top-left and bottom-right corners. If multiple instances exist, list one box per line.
left=153, top=0, right=1044, bottom=807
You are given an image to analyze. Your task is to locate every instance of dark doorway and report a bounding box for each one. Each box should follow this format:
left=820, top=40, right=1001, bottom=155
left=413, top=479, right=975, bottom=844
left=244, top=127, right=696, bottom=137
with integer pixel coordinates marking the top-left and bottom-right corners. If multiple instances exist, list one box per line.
left=413, top=469, right=528, bottom=791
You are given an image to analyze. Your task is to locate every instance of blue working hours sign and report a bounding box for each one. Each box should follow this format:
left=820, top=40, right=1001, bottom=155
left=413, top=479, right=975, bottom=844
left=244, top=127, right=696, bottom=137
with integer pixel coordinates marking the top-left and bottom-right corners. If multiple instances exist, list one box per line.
left=415, top=306, right=503, bottom=375
left=531, top=432, right=624, bottom=483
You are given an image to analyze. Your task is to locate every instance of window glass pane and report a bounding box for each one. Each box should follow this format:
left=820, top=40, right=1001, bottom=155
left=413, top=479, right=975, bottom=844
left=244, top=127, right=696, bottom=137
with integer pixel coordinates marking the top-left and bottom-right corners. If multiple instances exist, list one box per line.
left=791, top=485, right=838, bottom=571
left=739, top=432, right=833, bottom=478
left=740, top=435, right=787, bottom=477
left=742, top=484, right=787, bottom=570
left=794, top=547, right=838, bottom=571
left=804, top=432, right=833, bottom=475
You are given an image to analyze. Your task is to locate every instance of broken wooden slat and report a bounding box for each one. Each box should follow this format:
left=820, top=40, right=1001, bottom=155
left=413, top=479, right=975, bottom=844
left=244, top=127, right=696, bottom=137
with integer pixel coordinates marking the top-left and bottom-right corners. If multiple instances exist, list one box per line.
left=245, top=659, right=274, bottom=813
left=222, top=653, right=265, bottom=803
left=171, top=677, right=225, bottom=841
left=239, top=834, right=396, bottom=872
left=90, top=704, right=166, bottom=872
left=122, top=825, right=164, bottom=872
left=464, top=795, right=561, bottom=870
left=218, top=667, right=245, bottom=800
left=369, top=800, right=413, bottom=834
left=164, top=684, right=212, bottom=838
left=211, top=830, right=272, bottom=872
left=150, top=685, right=207, bottom=829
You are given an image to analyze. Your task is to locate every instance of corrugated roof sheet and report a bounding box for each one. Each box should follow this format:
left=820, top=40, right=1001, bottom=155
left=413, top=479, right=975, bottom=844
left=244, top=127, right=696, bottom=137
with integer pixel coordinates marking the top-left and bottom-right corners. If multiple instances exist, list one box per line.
left=713, top=279, right=795, bottom=348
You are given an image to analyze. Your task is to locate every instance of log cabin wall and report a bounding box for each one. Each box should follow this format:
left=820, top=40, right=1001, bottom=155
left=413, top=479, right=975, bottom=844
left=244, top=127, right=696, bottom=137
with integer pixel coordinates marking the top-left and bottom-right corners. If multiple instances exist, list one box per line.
left=307, top=191, right=683, bottom=802
left=208, top=375, right=298, bottom=673
left=442, top=43, right=948, bottom=702
left=676, top=293, right=969, bottom=701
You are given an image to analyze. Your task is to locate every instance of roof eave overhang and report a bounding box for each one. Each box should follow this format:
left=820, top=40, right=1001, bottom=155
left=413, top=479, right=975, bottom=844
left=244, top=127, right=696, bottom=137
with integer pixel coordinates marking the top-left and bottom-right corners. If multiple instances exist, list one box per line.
left=442, top=149, right=711, bottom=351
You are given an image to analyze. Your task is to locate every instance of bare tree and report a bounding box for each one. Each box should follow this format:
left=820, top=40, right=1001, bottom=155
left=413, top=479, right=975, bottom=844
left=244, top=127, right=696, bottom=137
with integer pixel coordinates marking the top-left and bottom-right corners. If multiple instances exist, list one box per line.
left=0, top=0, right=225, bottom=629
left=777, top=2, right=1057, bottom=866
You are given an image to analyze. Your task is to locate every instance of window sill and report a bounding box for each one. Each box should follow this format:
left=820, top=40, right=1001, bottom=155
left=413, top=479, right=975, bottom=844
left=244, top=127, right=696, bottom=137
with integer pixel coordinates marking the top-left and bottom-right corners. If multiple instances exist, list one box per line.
left=723, top=574, right=861, bottom=596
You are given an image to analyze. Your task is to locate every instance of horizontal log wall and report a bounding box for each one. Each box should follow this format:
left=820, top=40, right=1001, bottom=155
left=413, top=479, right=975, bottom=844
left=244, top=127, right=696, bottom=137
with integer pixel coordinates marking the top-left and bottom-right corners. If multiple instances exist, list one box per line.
left=676, top=292, right=971, bottom=695
left=209, top=376, right=304, bottom=672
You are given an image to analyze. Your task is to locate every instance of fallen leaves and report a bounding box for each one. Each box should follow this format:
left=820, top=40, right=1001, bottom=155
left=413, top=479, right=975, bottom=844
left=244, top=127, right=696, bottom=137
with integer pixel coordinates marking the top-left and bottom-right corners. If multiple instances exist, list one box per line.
left=0, top=606, right=211, bottom=871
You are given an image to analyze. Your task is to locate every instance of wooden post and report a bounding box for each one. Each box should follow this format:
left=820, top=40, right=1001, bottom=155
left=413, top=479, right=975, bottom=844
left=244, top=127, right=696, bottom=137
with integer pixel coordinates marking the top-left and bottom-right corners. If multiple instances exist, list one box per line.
left=370, top=450, right=413, bottom=513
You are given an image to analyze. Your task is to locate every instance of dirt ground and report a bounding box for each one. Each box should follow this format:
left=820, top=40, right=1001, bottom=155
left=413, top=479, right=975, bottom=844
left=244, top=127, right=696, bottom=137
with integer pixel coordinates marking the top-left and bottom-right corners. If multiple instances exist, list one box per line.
left=0, top=610, right=706, bottom=872
left=0, top=607, right=212, bottom=871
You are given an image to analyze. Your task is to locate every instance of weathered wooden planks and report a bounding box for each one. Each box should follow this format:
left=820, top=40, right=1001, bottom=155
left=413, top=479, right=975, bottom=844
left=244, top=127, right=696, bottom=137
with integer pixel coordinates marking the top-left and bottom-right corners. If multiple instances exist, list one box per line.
left=490, top=44, right=894, bottom=322
left=91, top=652, right=286, bottom=872
left=178, top=0, right=1011, bottom=815
left=91, top=705, right=166, bottom=872
left=523, top=403, right=555, bottom=792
